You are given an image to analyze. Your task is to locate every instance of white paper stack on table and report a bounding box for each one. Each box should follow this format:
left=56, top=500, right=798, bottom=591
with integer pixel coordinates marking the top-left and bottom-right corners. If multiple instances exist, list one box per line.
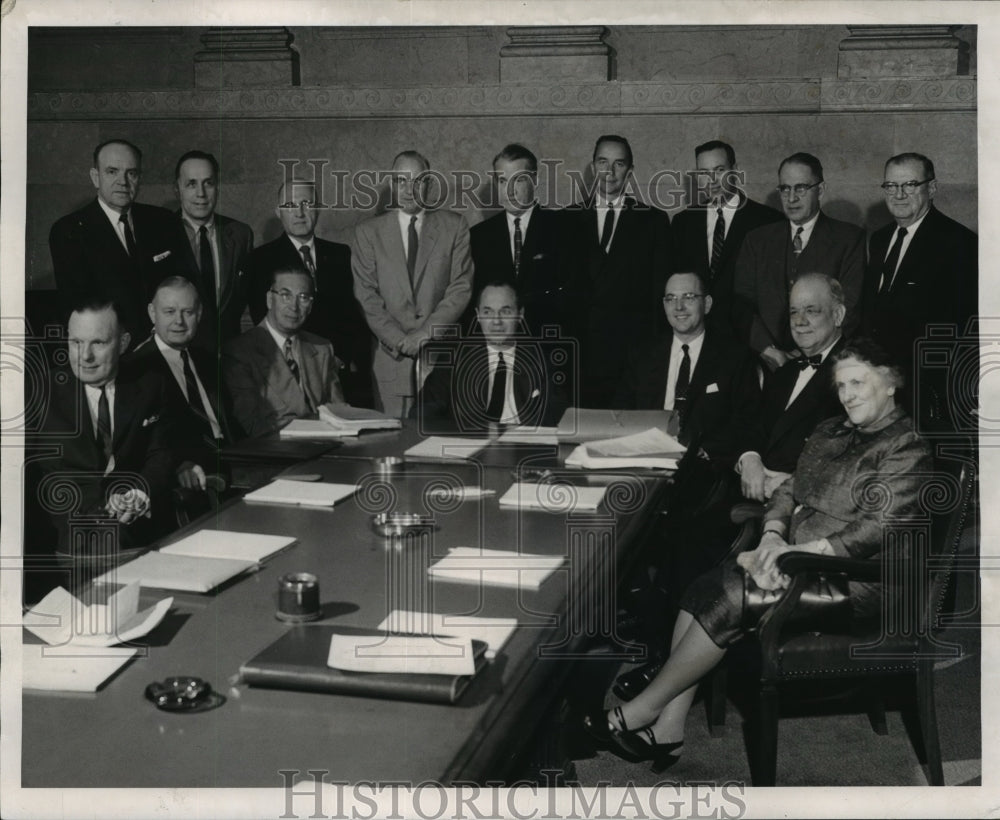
left=92, top=529, right=297, bottom=592
left=496, top=426, right=560, bottom=446
left=378, top=610, right=518, bottom=659
left=498, top=481, right=607, bottom=512
left=428, top=546, right=565, bottom=591
left=279, top=403, right=401, bottom=438
left=22, top=581, right=172, bottom=691
left=404, top=436, right=490, bottom=461
left=564, top=427, right=685, bottom=470
left=244, top=479, right=358, bottom=507
left=328, top=633, right=477, bottom=676
left=555, top=407, right=674, bottom=443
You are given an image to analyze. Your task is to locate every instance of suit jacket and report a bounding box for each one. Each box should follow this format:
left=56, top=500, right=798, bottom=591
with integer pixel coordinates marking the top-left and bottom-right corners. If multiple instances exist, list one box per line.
left=732, top=212, right=865, bottom=353
left=413, top=339, right=567, bottom=433
left=173, top=213, right=254, bottom=349
left=221, top=322, right=345, bottom=438
left=470, top=206, right=581, bottom=338
left=352, top=209, right=473, bottom=399
left=49, top=199, right=182, bottom=341
left=122, top=334, right=234, bottom=470
left=25, top=370, right=177, bottom=552
left=743, top=336, right=846, bottom=473
left=613, top=328, right=761, bottom=468
left=245, top=234, right=373, bottom=407
left=564, top=198, right=671, bottom=407
left=863, top=205, right=978, bottom=366
left=670, top=195, right=784, bottom=320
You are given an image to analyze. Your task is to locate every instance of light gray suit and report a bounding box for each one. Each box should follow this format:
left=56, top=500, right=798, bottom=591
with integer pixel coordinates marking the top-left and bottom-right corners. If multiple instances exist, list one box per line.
left=351, top=209, right=473, bottom=416
left=222, top=321, right=345, bottom=438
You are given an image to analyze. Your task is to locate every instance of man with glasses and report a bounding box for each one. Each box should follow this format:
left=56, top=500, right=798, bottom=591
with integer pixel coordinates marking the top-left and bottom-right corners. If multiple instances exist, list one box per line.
left=565, top=134, right=671, bottom=407
left=246, top=179, right=372, bottom=407
left=733, top=152, right=864, bottom=372
left=353, top=150, right=474, bottom=418
left=670, top=140, right=783, bottom=329
left=863, top=152, right=977, bottom=430
left=222, top=268, right=344, bottom=438
left=614, top=271, right=759, bottom=465
left=413, top=280, right=566, bottom=432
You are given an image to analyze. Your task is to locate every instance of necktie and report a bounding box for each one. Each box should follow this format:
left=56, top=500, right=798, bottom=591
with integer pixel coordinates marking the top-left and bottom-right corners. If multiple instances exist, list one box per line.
left=600, top=205, right=616, bottom=252
left=513, top=216, right=522, bottom=276
left=199, top=225, right=217, bottom=308
left=880, top=227, right=908, bottom=293
left=796, top=354, right=823, bottom=370
left=486, top=352, right=507, bottom=422
left=407, top=216, right=419, bottom=286
left=791, top=226, right=804, bottom=255
left=284, top=337, right=313, bottom=412
left=673, top=344, right=691, bottom=426
left=300, top=244, right=316, bottom=279
left=180, top=349, right=208, bottom=420
left=710, top=207, right=726, bottom=277
left=96, top=385, right=112, bottom=463
left=119, top=212, right=136, bottom=257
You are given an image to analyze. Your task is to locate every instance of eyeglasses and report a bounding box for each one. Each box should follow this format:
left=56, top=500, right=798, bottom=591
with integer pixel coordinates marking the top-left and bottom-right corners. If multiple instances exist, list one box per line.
left=270, top=288, right=314, bottom=306
left=278, top=200, right=316, bottom=210
left=478, top=307, right=518, bottom=319
left=776, top=182, right=822, bottom=198
left=663, top=293, right=704, bottom=306
left=879, top=179, right=934, bottom=196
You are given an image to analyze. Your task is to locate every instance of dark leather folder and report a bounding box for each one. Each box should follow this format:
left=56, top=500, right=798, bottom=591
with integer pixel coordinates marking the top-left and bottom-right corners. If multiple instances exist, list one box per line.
left=240, top=625, right=488, bottom=704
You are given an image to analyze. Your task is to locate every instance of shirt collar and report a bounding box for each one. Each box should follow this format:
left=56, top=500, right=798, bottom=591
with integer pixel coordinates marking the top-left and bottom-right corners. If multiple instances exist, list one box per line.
left=894, top=209, right=930, bottom=238
left=397, top=210, right=423, bottom=232
left=671, top=329, right=706, bottom=356
left=182, top=212, right=214, bottom=233
left=286, top=234, right=315, bottom=252
left=596, top=193, right=625, bottom=209
left=506, top=204, right=536, bottom=229
left=84, top=379, right=116, bottom=396
left=153, top=332, right=186, bottom=358
left=96, top=196, right=128, bottom=225
left=790, top=211, right=820, bottom=236
left=264, top=316, right=294, bottom=348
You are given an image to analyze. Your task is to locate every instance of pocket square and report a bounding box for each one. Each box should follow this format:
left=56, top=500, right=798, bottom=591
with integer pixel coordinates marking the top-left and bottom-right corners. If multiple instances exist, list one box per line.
left=533, top=253, right=546, bottom=260
left=706, top=383, right=719, bottom=394
left=142, top=415, right=160, bottom=427
left=153, top=250, right=172, bottom=262
left=529, top=388, right=541, bottom=399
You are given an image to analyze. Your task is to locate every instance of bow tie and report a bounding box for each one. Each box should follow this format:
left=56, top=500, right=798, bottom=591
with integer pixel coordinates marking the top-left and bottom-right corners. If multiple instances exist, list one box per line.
left=795, top=355, right=823, bottom=370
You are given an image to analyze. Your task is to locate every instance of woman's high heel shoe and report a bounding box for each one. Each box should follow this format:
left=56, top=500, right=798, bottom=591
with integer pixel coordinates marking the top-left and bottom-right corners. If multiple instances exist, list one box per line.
left=581, top=707, right=684, bottom=772
left=629, top=727, right=684, bottom=773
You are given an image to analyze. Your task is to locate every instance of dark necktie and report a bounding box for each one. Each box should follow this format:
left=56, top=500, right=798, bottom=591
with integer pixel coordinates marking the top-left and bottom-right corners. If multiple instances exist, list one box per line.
left=486, top=352, right=507, bottom=422
left=96, top=385, right=112, bottom=463
left=880, top=227, right=908, bottom=293
left=284, top=337, right=313, bottom=412
left=119, top=212, right=137, bottom=257
left=180, top=349, right=208, bottom=419
left=792, top=225, right=804, bottom=255
left=300, top=244, right=316, bottom=279
left=513, top=216, right=522, bottom=275
left=407, top=216, right=419, bottom=286
left=710, top=207, right=726, bottom=277
left=600, top=205, right=616, bottom=252
left=199, top=225, right=216, bottom=308
left=675, top=344, right=691, bottom=403
left=796, top=354, right=823, bottom=370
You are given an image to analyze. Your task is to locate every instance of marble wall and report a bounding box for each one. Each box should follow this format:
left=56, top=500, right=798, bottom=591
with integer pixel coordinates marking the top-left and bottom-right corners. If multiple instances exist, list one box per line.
left=23, top=25, right=977, bottom=290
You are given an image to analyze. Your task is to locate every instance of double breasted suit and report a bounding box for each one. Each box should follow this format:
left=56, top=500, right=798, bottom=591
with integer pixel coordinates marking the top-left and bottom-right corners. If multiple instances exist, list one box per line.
left=221, top=323, right=345, bottom=438
left=565, top=197, right=672, bottom=407
left=50, top=199, right=182, bottom=340
left=733, top=212, right=865, bottom=353
left=173, top=213, right=254, bottom=349
left=351, top=209, right=473, bottom=414
left=246, top=234, right=373, bottom=407
left=613, top=328, right=761, bottom=469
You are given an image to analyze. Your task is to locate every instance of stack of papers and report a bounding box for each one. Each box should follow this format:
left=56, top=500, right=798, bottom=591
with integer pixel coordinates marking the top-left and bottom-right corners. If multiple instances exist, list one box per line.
left=93, top=551, right=258, bottom=593
left=428, top=547, right=565, bottom=590
left=404, top=436, right=489, bottom=461
left=497, top=426, right=560, bottom=446
left=564, top=427, right=684, bottom=470
left=22, top=645, right=138, bottom=693
left=244, top=479, right=358, bottom=507
left=498, top=482, right=607, bottom=512
left=159, top=530, right=297, bottom=562
left=279, top=404, right=401, bottom=439
left=556, top=408, right=674, bottom=443
left=328, top=633, right=477, bottom=676
left=378, top=610, right=518, bottom=659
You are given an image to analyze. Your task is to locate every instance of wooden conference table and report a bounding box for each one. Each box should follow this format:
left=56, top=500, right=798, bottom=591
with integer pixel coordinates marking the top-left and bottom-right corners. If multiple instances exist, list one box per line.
left=22, top=427, right=670, bottom=787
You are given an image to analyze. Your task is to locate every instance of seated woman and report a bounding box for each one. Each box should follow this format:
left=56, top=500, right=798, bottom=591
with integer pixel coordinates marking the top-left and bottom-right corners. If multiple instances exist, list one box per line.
left=584, top=338, right=933, bottom=771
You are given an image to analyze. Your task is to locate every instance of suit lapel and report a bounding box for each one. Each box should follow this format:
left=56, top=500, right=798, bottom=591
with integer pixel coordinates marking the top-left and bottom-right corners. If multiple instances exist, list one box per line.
left=217, top=220, right=237, bottom=306
left=88, top=200, right=132, bottom=268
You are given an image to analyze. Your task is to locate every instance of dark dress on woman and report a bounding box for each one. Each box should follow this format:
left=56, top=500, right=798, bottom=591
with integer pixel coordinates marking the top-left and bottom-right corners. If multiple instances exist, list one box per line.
left=682, top=407, right=932, bottom=647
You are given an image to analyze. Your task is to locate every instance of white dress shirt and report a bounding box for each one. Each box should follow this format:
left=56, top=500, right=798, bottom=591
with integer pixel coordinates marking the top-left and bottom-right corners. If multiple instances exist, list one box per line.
left=596, top=194, right=625, bottom=250
left=97, top=197, right=133, bottom=254
left=880, top=209, right=930, bottom=290
left=789, top=212, right=820, bottom=251
left=154, top=334, right=222, bottom=439
left=705, top=192, right=741, bottom=262
left=84, top=380, right=116, bottom=473
left=785, top=334, right=840, bottom=409
left=663, top=331, right=705, bottom=410
left=486, top=343, right=519, bottom=423
left=182, top=214, right=221, bottom=297
left=397, top=210, right=424, bottom=260
left=506, top=205, right=535, bottom=266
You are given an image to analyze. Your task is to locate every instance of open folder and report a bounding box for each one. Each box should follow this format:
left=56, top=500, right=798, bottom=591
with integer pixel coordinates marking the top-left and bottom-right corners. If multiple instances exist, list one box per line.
left=241, top=625, right=489, bottom=704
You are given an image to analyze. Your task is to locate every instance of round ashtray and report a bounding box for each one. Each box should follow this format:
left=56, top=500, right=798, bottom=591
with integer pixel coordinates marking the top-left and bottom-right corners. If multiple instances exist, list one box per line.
left=144, top=676, right=226, bottom=713
left=371, top=512, right=436, bottom=537
left=372, top=456, right=406, bottom=474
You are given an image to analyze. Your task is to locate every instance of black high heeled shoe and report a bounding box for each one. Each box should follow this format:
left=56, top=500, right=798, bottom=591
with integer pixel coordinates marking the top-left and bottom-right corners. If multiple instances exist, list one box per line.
left=581, top=707, right=684, bottom=773
left=628, top=727, right=685, bottom=773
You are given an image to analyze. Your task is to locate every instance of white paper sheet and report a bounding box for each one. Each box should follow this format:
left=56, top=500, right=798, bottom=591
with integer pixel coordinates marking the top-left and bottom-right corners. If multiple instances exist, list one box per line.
left=159, top=529, right=296, bottom=562
left=22, top=644, right=138, bottom=692
left=93, top=551, right=258, bottom=593
left=377, top=610, right=517, bottom=659
left=403, top=436, right=489, bottom=460
left=243, top=479, right=358, bottom=507
left=497, top=426, right=560, bottom=446
left=498, top=482, right=607, bottom=512
left=428, top=546, right=565, bottom=591
left=279, top=419, right=358, bottom=438
left=327, top=633, right=476, bottom=675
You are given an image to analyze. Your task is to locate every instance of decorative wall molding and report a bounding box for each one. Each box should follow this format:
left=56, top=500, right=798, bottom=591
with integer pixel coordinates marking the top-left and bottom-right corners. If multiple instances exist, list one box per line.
left=500, top=26, right=611, bottom=83
left=27, top=78, right=976, bottom=121
left=194, top=27, right=299, bottom=87
left=839, top=25, right=968, bottom=79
